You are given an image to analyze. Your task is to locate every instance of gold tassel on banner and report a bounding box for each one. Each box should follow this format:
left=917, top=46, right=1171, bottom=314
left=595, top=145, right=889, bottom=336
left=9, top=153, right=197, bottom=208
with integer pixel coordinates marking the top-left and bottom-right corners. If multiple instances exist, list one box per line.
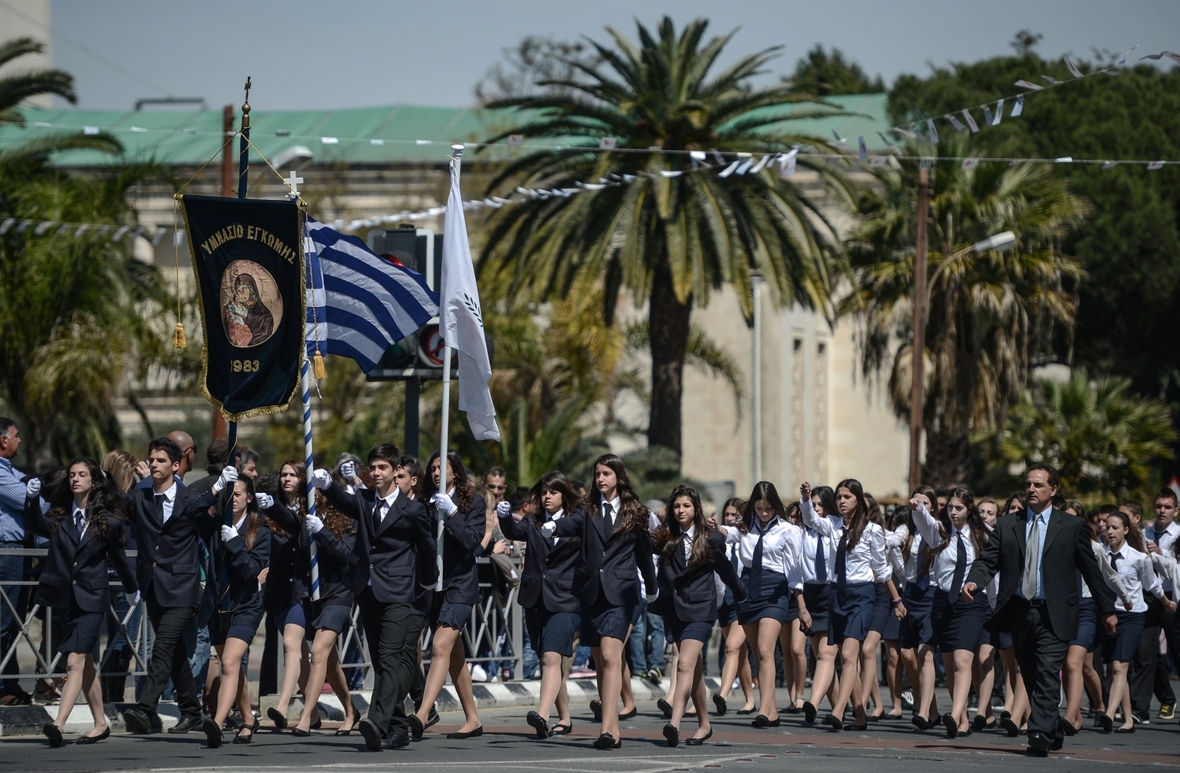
left=313, top=349, right=326, bottom=379
left=173, top=322, right=187, bottom=349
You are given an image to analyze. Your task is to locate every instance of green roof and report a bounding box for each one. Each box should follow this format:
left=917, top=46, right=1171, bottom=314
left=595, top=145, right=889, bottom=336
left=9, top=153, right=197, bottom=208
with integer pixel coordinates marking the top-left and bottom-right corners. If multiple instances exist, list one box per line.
left=0, top=93, right=891, bottom=168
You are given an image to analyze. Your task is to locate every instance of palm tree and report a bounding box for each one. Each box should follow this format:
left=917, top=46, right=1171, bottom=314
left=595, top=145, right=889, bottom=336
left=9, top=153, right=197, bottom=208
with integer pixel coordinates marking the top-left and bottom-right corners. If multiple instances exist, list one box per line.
left=985, top=369, right=1175, bottom=504
left=478, top=16, right=851, bottom=458
left=842, top=134, right=1089, bottom=484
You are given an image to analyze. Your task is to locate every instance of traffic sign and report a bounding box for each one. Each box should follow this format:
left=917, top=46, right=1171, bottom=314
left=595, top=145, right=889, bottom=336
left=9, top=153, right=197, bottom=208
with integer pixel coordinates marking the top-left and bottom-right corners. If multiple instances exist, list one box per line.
left=418, top=324, right=445, bottom=367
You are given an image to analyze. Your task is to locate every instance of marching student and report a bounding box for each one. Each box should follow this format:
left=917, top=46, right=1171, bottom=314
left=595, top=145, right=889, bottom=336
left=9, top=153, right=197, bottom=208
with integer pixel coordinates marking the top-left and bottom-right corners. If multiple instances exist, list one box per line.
left=201, top=476, right=271, bottom=748
left=718, top=481, right=807, bottom=728
left=410, top=450, right=487, bottom=741
left=1098, top=510, right=1172, bottom=733
left=886, top=492, right=940, bottom=729
left=496, top=471, right=583, bottom=739
left=24, top=459, right=138, bottom=747
left=263, top=461, right=310, bottom=730
left=910, top=486, right=990, bottom=738
left=860, top=495, right=890, bottom=720
left=121, top=438, right=233, bottom=738
left=652, top=485, right=746, bottom=747
left=800, top=479, right=902, bottom=731
left=313, top=444, right=438, bottom=751
left=712, top=497, right=756, bottom=715
left=544, top=454, right=657, bottom=750
left=800, top=485, right=840, bottom=724
left=777, top=501, right=810, bottom=714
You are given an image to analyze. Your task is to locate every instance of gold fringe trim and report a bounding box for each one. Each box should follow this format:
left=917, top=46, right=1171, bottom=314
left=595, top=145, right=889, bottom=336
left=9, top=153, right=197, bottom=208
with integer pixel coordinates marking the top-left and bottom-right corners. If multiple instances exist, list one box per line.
left=312, top=351, right=326, bottom=379
left=173, top=321, right=187, bottom=350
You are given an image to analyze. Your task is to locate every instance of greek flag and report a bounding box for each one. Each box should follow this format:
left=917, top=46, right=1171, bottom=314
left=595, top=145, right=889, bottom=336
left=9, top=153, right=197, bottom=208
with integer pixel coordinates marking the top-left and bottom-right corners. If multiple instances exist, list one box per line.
left=304, top=217, right=438, bottom=372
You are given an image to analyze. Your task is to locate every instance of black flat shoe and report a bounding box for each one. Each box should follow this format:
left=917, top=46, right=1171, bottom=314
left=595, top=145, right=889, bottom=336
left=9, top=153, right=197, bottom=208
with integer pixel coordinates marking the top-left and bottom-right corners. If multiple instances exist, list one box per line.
left=1001, top=710, right=1011, bottom=722
left=267, top=706, right=287, bottom=730
left=427, top=707, right=441, bottom=729
left=291, top=727, right=312, bottom=737
left=884, top=712, right=904, bottom=721
left=310, top=714, right=322, bottom=730
left=1058, top=717, right=1077, bottom=737
left=76, top=726, right=109, bottom=745
left=408, top=713, right=425, bottom=739
left=685, top=728, right=713, bottom=746
left=823, top=714, right=843, bottom=731
left=43, top=723, right=63, bottom=748
left=803, top=701, right=817, bottom=724
left=663, top=723, right=679, bottom=747
left=619, top=707, right=638, bottom=720
left=527, top=710, right=550, bottom=740
left=911, top=714, right=929, bottom=731
left=358, top=718, right=382, bottom=751
left=446, top=726, right=483, bottom=740
left=233, top=719, right=259, bottom=744
left=657, top=698, right=672, bottom=719
left=334, top=718, right=358, bottom=736
left=867, top=712, right=882, bottom=722
left=1098, top=714, right=1114, bottom=734
left=713, top=693, right=727, bottom=716
left=549, top=722, right=572, bottom=736
left=1115, top=726, right=1136, bottom=734
left=783, top=704, right=801, bottom=715
left=736, top=707, right=757, bottom=715
left=593, top=732, right=621, bottom=749
left=590, top=699, right=603, bottom=722
left=1001, top=717, right=1020, bottom=737
left=202, top=718, right=223, bottom=749
left=752, top=714, right=780, bottom=728
left=943, top=714, right=958, bottom=739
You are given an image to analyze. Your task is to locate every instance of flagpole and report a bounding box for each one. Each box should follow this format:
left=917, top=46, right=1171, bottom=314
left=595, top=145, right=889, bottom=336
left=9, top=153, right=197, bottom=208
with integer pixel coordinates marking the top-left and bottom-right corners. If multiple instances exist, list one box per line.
left=301, top=358, right=322, bottom=601
left=435, top=144, right=463, bottom=592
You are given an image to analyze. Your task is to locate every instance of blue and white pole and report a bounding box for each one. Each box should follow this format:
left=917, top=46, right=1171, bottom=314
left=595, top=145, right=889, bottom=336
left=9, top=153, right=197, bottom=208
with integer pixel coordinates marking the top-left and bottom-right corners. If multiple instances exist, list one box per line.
left=301, top=358, right=321, bottom=601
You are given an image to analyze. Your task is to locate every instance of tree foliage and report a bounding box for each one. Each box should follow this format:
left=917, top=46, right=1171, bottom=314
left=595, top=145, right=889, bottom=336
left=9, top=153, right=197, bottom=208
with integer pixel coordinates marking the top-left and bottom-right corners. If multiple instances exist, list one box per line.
left=785, top=45, right=885, bottom=96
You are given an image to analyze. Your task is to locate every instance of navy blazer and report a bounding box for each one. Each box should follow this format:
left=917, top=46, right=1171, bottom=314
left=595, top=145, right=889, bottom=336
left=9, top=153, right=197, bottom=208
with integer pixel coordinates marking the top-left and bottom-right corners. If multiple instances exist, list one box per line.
left=25, top=497, right=138, bottom=614
left=651, top=530, right=746, bottom=623
left=967, top=508, right=1117, bottom=640
left=322, top=482, right=437, bottom=607
left=429, top=493, right=487, bottom=606
left=205, top=519, right=271, bottom=631
left=129, top=483, right=219, bottom=609
left=499, top=510, right=583, bottom=615
left=311, top=525, right=357, bottom=608
left=261, top=501, right=309, bottom=614
left=552, top=501, right=657, bottom=607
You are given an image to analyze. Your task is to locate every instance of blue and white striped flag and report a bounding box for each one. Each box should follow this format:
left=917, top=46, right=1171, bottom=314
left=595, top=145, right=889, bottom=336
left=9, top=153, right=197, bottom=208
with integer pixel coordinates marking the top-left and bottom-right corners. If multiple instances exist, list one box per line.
left=304, top=217, right=438, bottom=372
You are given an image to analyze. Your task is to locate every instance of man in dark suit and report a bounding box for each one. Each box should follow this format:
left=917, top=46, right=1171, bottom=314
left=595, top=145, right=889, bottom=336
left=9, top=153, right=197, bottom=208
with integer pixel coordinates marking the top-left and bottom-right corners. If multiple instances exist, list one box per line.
left=312, top=443, right=437, bottom=751
left=121, top=437, right=235, bottom=736
left=962, top=463, right=1117, bottom=756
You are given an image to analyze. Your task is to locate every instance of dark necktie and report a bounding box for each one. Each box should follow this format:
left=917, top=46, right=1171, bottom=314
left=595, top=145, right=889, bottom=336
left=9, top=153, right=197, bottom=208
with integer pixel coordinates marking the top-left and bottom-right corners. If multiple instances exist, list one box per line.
left=154, top=493, right=165, bottom=523
left=1110, top=551, right=1123, bottom=573
left=74, top=511, right=85, bottom=540
left=603, top=501, right=613, bottom=530
left=915, top=537, right=931, bottom=591
left=835, top=532, right=848, bottom=603
left=748, top=525, right=768, bottom=598
left=814, top=532, right=827, bottom=584
left=374, top=500, right=386, bottom=532
left=730, top=543, right=740, bottom=573
left=951, top=532, right=967, bottom=597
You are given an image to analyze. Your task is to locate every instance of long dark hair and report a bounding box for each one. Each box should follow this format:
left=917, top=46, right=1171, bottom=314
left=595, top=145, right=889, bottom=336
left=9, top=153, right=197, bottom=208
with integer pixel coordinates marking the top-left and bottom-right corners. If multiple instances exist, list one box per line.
left=722, top=496, right=750, bottom=533
left=1108, top=511, right=1145, bottom=553
left=46, top=457, right=127, bottom=545
left=316, top=491, right=354, bottom=539
left=531, top=471, right=583, bottom=528
left=1002, top=492, right=1026, bottom=515
left=836, top=478, right=871, bottom=551
left=741, top=481, right=786, bottom=532
left=657, top=485, right=712, bottom=571
left=426, top=450, right=474, bottom=512
left=934, top=486, right=989, bottom=556
left=279, top=460, right=307, bottom=510
left=1065, top=500, right=1095, bottom=541
left=590, top=454, right=648, bottom=535
left=218, top=476, right=261, bottom=551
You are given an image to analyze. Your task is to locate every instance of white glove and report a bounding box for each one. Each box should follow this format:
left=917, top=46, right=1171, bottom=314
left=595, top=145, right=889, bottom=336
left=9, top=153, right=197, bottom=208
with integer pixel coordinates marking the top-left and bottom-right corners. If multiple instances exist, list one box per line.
left=309, top=468, right=332, bottom=490
left=212, top=464, right=239, bottom=494
left=541, top=520, right=557, bottom=536
left=305, top=513, right=324, bottom=535
left=496, top=500, right=511, bottom=518
left=128, top=590, right=141, bottom=607
left=256, top=493, right=274, bottom=510
left=431, top=492, right=458, bottom=516
left=25, top=478, right=40, bottom=499
left=646, top=590, right=658, bottom=604
left=220, top=524, right=239, bottom=543
left=340, top=461, right=356, bottom=480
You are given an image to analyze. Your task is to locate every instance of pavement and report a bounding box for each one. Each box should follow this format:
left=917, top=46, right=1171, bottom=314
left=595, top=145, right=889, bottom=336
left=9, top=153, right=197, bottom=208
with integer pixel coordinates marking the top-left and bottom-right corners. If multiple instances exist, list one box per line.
left=2, top=688, right=1178, bottom=773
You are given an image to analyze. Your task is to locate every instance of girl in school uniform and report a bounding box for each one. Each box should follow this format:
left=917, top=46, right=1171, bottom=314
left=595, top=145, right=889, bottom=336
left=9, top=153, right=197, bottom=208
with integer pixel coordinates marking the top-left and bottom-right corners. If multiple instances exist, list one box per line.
left=801, top=479, right=903, bottom=731
left=860, top=495, right=891, bottom=720
left=496, top=471, right=584, bottom=739
left=202, top=476, right=272, bottom=748
left=777, top=501, right=810, bottom=714
left=711, top=498, right=756, bottom=715
left=719, top=481, right=807, bottom=728
left=800, top=485, right=840, bottom=724
left=25, top=459, right=138, bottom=747
left=1099, top=510, right=1172, bottom=733
left=910, top=486, right=990, bottom=738
left=545, top=454, right=656, bottom=750
left=995, top=492, right=1030, bottom=736
left=652, top=485, right=747, bottom=746
left=285, top=490, right=360, bottom=736
left=263, top=461, right=310, bottom=730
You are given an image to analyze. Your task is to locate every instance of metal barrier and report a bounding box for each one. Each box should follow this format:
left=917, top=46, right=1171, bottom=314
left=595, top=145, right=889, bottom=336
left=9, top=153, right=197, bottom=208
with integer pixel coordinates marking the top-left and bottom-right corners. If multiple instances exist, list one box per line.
left=0, top=548, right=523, bottom=693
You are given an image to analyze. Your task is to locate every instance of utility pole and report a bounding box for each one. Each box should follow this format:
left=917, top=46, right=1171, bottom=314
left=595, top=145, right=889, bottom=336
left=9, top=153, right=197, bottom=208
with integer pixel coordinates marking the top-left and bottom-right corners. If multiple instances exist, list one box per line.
left=908, top=164, right=930, bottom=492
left=212, top=103, right=235, bottom=441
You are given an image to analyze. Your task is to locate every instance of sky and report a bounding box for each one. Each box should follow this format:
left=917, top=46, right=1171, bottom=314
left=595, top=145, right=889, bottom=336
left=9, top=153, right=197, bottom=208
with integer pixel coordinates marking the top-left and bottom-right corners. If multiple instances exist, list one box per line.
left=9, top=0, right=1180, bottom=111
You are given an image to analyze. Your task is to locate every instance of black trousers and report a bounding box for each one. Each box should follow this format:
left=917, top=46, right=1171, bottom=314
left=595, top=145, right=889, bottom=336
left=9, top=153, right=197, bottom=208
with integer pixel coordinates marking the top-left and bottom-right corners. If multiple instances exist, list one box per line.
left=1156, top=605, right=1178, bottom=705
left=1012, top=601, right=1068, bottom=743
left=358, top=590, right=424, bottom=737
left=1131, top=624, right=1161, bottom=714
left=136, top=594, right=201, bottom=719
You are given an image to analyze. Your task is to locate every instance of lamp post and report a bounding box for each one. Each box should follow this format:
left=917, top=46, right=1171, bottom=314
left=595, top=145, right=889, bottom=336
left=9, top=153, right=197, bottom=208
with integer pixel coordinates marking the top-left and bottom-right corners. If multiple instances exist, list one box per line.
left=751, top=271, right=763, bottom=488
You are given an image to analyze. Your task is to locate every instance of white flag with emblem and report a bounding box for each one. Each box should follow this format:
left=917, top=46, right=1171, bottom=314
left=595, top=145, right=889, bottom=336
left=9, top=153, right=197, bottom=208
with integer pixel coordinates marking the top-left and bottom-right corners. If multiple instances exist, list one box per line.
left=441, top=157, right=500, bottom=441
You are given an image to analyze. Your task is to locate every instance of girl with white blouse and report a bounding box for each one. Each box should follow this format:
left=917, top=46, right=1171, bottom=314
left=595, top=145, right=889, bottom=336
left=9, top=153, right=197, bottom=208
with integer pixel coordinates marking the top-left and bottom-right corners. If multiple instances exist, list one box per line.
left=799, top=486, right=841, bottom=724
left=800, top=479, right=903, bottom=731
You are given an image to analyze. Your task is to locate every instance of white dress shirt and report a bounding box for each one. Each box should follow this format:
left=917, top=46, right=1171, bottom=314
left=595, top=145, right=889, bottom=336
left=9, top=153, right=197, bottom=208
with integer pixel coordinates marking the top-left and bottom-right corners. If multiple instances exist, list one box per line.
left=375, top=487, right=400, bottom=523
left=886, top=524, right=925, bottom=583
left=724, top=516, right=804, bottom=591
left=1144, top=520, right=1180, bottom=591
left=911, top=504, right=978, bottom=595
left=1106, top=543, right=1163, bottom=613
left=155, top=482, right=177, bottom=523
left=1087, top=540, right=1134, bottom=606
left=800, top=498, right=890, bottom=583
left=801, top=524, right=834, bottom=585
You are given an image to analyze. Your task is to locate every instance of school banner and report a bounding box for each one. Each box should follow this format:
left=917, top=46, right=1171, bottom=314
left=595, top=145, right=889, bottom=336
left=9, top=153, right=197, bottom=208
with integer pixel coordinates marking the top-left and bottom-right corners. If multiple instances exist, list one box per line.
left=180, top=194, right=304, bottom=421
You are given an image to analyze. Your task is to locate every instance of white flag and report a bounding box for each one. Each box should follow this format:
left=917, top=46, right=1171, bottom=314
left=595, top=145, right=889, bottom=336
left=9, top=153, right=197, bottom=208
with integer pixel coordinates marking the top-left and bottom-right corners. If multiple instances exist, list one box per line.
left=441, top=158, right=500, bottom=441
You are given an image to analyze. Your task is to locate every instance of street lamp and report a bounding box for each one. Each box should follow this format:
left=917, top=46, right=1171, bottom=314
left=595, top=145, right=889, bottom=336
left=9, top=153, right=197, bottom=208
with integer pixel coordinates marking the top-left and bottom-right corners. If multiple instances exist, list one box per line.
left=751, top=271, right=763, bottom=488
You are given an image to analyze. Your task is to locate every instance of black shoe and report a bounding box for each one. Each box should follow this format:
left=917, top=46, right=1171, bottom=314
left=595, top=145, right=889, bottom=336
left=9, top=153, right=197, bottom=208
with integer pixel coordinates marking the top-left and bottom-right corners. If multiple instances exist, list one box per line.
left=43, top=723, right=63, bottom=748
left=426, top=707, right=441, bottom=729
left=233, top=719, right=259, bottom=744
left=310, top=713, right=322, bottom=730
left=527, top=710, right=550, bottom=739
left=784, top=704, right=802, bottom=715
left=1000, top=716, right=1019, bottom=737
left=592, top=732, right=620, bottom=750
left=1050, top=736, right=1064, bottom=751
left=1098, top=714, right=1114, bottom=734
left=590, top=699, right=603, bottom=722
left=1115, top=725, right=1136, bottom=734
left=803, top=701, right=817, bottom=724
left=619, top=707, right=638, bottom=720
left=752, top=714, right=780, bottom=728
left=202, top=718, right=223, bottom=748
left=122, top=708, right=154, bottom=735
left=663, top=723, right=679, bottom=747
left=1026, top=730, right=1051, bottom=756
left=1058, top=716, right=1077, bottom=737
left=550, top=722, right=572, bottom=736
left=713, top=693, right=727, bottom=716
left=407, top=713, right=425, bottom=739
left=267, top=706, right=287, bottom=730
left=657, top=698, right=673, bottom=719
left=446, top=726, right=483, bottom=739
left=685, top=728, right=713, bottom=746
left=973, top=715, right=994, bottom=731
left=736, top=707, right=757, bottom=715
left=358, top=718, right=383, bottom=751
left=292, top=727, right=312, bottom=737
left=911, top=714, right=929, bottom=731
left=168, top=714, right=202, bottom=735
left=823, top=713, right=843, bottom=731
left=382, top=731, right=409, bottom=749
left=76, top=727, right=109, bottom=745
left=844, top=721, right=868, bottom=731
left=1001, top=710, right=1011, bottom=721
left=942, top=713, right=958, bottom=739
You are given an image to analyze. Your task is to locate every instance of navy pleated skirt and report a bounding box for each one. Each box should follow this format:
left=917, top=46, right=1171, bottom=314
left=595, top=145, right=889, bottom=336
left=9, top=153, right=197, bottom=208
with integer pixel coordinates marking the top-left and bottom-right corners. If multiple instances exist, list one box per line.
left=803, top=583, right=830, bottom=634
left=1106, top=610, right=1145, bottom=663
left=736, top=567, right=795, bottom=626
left=931, top=588, right=989, bottom=652
left=1069, top=597, right=1098, bottom=651
left=868, top=583, right=891, bottom=635
left=828, top=582, right=876, bottom=645
left=899, top=582, right=936, bottom=649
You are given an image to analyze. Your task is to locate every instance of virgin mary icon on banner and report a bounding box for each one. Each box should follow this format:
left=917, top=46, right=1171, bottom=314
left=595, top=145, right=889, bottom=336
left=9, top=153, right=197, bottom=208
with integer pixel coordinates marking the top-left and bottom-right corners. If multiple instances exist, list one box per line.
left=221, top=261, right=281, bottom=347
